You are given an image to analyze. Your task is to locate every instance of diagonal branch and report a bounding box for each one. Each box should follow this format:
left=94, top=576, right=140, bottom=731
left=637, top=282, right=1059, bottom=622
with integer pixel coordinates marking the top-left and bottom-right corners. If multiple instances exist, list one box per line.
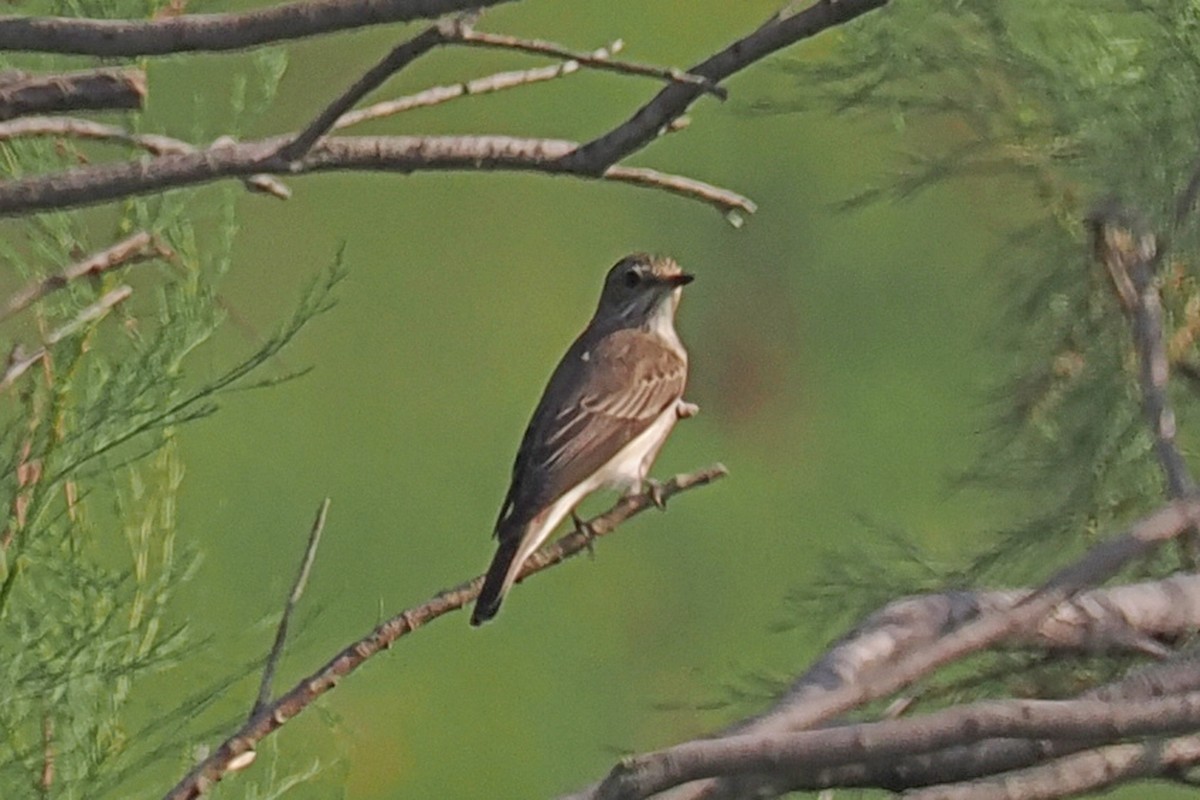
left=0, top=135, right=757, bottom=217
left=0, top=68, right=145, bottom=120
left=561, top=0, right=891, bottom=173
left=0, top=0, right=515, bottom=56
left=161, top=464, right=727, bottom=800
left=276, top=20, right=454, bottom=162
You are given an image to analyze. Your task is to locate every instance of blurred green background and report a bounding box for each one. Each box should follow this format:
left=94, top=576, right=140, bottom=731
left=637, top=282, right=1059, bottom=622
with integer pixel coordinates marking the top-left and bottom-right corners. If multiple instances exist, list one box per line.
left=15, top=1, right=1047, bottom=797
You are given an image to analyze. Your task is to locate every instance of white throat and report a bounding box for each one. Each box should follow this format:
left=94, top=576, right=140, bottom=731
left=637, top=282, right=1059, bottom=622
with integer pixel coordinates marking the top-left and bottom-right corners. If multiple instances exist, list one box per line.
left=643, top=293, right=685, bottom=358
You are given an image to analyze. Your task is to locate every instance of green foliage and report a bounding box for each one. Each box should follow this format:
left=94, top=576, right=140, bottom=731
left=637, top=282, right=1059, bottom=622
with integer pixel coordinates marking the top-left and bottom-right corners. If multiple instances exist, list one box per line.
left=779, top=0, right=1200, bottom=691
left=0, top=19, right=346, bottom=797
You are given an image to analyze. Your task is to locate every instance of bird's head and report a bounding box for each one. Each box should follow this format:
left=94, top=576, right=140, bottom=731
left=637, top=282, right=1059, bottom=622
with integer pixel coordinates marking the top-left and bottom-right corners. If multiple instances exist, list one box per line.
left=595, top=253, right=693, bottom=327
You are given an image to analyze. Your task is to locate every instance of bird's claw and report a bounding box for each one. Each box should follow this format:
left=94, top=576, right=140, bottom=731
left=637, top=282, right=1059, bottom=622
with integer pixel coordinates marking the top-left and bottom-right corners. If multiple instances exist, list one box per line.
left=572, top=511, right=598, bottom=559
left=677, top=400, right=699, bottom=419
left=645, top=478, right=667, bottom=510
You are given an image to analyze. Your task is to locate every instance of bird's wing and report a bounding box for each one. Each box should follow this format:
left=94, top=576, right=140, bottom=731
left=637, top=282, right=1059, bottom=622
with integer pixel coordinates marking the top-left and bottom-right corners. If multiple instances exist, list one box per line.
left=494, top=328, right=686, bottom=537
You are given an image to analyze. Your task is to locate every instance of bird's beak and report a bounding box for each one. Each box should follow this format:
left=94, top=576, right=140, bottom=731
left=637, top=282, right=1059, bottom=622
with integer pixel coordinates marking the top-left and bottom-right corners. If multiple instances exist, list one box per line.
left=664, top=273, right=695, bottom=287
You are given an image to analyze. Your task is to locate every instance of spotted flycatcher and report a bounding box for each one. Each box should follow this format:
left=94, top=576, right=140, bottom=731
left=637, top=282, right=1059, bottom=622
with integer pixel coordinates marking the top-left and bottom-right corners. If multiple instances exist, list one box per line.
left=471, top=253, right=695, bottom=625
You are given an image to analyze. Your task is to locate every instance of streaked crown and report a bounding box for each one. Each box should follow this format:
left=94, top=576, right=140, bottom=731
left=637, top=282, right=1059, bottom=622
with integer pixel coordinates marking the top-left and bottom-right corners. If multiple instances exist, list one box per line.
left=594, top=253, right=693, bottom=327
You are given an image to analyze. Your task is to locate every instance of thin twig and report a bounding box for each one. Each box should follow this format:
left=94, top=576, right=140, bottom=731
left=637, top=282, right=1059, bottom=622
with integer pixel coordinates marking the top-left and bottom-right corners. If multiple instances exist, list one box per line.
left=0, top=67, right=145, bottom=120
left=2, top=231, right=156, bottom=322
left=0, top=286, right=132, bottom=393
left=456, top=28, right=726, bottom=99
left=0, top=0, right=514, bottom=56
left=333, top=41, right=623, bottom=129
left=251, top=498, right=331, bottom=718
left=162, top=464, right=727, bottom=800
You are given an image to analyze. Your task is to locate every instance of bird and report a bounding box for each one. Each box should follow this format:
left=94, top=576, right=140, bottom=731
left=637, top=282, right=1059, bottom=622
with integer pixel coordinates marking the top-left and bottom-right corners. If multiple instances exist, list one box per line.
left=470, top=253, right=695, bottom=626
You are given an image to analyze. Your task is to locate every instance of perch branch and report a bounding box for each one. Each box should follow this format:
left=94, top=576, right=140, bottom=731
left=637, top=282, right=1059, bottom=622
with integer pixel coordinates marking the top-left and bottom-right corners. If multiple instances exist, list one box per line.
left=0, top=68, right=145, bottom=120
left=0, top=0, right=515, bottom=56
left=161, top=464, right=727, bottom=800
left=251, top=498, right=331, bottom=719
left=1, top=231, right=157, bottom=322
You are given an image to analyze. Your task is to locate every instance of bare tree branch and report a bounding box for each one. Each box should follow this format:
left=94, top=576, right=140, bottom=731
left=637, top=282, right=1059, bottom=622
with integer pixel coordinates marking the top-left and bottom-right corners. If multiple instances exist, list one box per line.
left=567, top=498, right=1200, bottom=800
left=0, top=135, right=757, bottom=217
left=561, top=0, right=892, bottom=173
left=280, top=17, right=723, bottom=163
left=906, top=735, right=1200, bottom=800
left=1, top=231, right=158, bottom=322
left=250, top=498, right=330, bottom=719
left=162, top=464, right=727, bottom=800
left=759, top=499, right=1200, bottom=733
left=0, top=0, right=514, bottom=56
left=563, top=578, right=1200, bottom=799
left=0, top=2, right=899, bottom=220
left=0, top=68, right=146, bottom=120
left=751, top=650, right=1200, bottom=794
left=592, top=689, right=1200, bottom=800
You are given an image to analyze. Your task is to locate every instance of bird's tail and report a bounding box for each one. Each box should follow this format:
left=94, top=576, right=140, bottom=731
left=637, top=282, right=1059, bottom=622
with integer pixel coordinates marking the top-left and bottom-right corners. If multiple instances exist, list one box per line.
left=471, top=534, right=522, bottom=626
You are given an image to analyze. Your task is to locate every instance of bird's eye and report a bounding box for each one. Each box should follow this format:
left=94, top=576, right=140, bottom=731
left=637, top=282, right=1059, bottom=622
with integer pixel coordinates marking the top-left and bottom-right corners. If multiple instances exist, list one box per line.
left=623, top=270, right=640, bottom=288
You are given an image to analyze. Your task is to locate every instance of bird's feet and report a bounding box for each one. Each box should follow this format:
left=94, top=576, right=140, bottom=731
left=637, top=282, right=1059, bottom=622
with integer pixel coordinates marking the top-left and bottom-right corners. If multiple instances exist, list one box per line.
left=572, top=511, right=598, bottom=559
left=677, top=400, right=700, bottom=419
left=644, top=478, right=667, bottom=510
